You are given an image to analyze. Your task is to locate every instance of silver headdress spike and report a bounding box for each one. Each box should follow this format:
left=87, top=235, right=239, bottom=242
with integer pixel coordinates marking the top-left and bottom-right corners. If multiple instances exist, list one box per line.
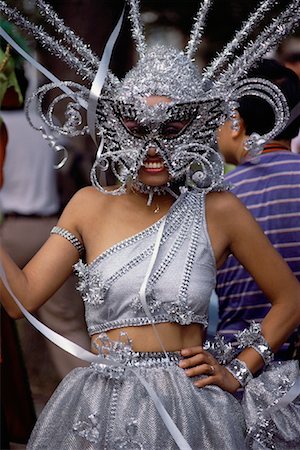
left=127, top=0, right=147, bottom=58
left=217, top=0, right=300, bottom=85
left=202, top=0, right=277, bottom=81
left=0, top=1, right=97, bottom=83
left=1, top=0, right=298, bottom=194
left=184, top=0, right=213, bottom=59
left=36, top=0, right=100, bottom=72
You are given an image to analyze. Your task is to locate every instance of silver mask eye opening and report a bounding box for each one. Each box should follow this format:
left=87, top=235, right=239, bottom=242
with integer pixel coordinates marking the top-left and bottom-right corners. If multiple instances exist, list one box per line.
left=158, top=119, right=193, bottom=139
left=121, top=118, right=151, bottom=138
left=115, top=100, right=199, bottom=140
left=120, top=118, right=194, bottom=140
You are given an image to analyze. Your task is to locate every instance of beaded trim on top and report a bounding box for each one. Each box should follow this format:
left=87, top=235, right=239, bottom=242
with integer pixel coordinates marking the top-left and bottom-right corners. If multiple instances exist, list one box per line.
left=87, top=314, right=208, bottom=336
left=73, top=190, right=213, bottom=335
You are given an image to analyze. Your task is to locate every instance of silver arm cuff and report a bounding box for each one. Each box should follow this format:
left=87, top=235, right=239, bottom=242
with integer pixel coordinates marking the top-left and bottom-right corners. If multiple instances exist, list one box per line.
left=225, top=358, right=253, bottom=388
left=250, top=339, right=274, bottom=366
left=50, top=226, right=85, bottom=258
left=236, top=322, right=274, bottom=366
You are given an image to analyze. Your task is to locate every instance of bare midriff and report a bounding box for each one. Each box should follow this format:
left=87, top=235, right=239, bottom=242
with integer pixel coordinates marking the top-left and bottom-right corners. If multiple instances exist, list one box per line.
left=91, top=322, right=204, bottom=353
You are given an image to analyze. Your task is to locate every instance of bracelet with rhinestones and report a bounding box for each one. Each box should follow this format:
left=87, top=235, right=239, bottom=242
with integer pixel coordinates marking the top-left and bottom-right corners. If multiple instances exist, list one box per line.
left=235, top=322, right=274, bottom=366
left=50, top=226, right=85, bottom=257
left=225, top=358, right=253, bottom=387
left=249, top=338, right=274, bottom=366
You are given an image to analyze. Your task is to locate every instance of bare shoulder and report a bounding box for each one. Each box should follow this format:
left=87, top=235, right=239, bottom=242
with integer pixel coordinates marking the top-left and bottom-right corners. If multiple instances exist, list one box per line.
left=205, top=190, right=259, bottom=248
left=57, top=186, right=111, bottom=236
left=70, top=185, right=120, bottom=204
left=205, top=190, right=247, bottom=221
left=204, top=190, right=267, bottom=267
left=62, top=186, right=101, bottom=215
left=71, top=185, right=101, bottom=205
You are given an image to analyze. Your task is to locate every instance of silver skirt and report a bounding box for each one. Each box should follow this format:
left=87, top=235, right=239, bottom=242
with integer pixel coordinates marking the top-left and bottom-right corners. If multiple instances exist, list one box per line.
left=27, top=352, right=247, bottom=449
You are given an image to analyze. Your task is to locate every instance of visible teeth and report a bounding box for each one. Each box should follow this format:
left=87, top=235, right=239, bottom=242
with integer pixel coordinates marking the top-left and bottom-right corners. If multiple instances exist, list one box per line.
left=144, top=161, right=164, bottom=169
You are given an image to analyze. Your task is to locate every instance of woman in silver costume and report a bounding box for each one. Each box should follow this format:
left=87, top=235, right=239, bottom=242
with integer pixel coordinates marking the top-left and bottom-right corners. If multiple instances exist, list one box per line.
left=1, top=1, right=300, bottom=449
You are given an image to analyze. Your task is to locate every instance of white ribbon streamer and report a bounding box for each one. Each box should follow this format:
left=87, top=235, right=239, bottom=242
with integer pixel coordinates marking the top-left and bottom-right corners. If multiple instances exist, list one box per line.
left=133, top=371, right=193, bottom=450
left=0, top=265, right=113, bottom=365
left=0, top=262, right=191, bottom=449
left=87, top=8, right=125, bottom=144
left=138, top=218, right=170, bottom=359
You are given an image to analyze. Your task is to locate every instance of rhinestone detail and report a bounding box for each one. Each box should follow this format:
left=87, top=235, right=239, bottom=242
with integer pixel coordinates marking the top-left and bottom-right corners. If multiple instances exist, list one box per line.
left=74, top=260, right=107, bottom=304
left=51, top=226, right=85, bottom=257
left=113, top=419, right=145, bottom=449
left=73, top=413, right=102, bottom=444
left=88, top=192, right=185, bottom=269
left=88, top=314, right=208, bottom=336
left=77, top=193, right=190, bottom=307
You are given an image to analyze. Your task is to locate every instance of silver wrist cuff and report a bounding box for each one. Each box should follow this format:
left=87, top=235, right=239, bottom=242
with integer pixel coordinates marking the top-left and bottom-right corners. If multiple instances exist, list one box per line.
left=225, top=358, right=253, bottom=388
left=236, top=322, right=274, bottom=366
left=250, top=339, right=274, bottom=366
left=50, top=226, right=85, bottom=258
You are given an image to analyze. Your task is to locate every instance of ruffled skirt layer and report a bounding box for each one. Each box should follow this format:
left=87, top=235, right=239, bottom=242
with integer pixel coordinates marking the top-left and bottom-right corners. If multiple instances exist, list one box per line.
left=27, top=352, right=245, bottom=450
left=242, top=360, right=300, bottom=449
left=27, top=354, right=300, bottom=450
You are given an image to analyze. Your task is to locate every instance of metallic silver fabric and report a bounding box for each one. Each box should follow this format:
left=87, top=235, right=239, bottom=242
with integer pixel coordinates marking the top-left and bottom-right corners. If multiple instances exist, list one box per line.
left=243, top=360, right=300, bottom=449
left=236, top=322, right=274, bottom=366
left=27, top=353, right=300, bottom=449
left=226, top=359, right=253, bottom=388
left=1, top=1, right=296, bottom=191
left=27, top=352, right=246, bottom=450
left=73, top=191, right=216, bottom=336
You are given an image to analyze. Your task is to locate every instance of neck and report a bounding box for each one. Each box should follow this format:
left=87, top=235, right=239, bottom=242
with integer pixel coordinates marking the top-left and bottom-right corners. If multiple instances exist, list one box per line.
left=127, top=184, right=176, bottom=215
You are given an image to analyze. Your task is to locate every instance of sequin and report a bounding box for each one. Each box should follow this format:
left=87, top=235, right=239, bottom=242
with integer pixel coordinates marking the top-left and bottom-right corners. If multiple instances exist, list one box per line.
left=113, top=419, right=145, bottom=449
left=73, top=413, right=102, bottom=443
left=78, top=191, right=214, bottom=336
left=74, top=260, right=108, bottom=305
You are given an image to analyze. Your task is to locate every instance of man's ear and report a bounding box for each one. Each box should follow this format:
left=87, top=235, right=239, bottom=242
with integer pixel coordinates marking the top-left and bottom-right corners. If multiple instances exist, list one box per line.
left=231, top=112, right=246, bottom=139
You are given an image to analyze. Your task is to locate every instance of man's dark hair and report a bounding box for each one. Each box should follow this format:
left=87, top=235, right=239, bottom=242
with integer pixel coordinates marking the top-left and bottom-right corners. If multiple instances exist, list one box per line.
left=238, top=59, right=300, bottom=140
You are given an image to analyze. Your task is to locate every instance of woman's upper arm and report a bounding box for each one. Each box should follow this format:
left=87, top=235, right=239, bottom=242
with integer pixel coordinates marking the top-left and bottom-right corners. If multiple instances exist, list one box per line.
left=218, top=192, right=300, bottom=306
left=20, top=188, right=89, bottom=310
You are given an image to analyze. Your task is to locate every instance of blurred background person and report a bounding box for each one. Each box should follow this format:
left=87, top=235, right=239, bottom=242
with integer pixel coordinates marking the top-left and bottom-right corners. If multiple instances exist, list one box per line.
left=0, top=41, right=22, bottom=187
left=0, top=33, right=90, bottom=446
left=277, top=35, right=300, bottom=80
left=277, top=35, right=300, bottom=153
left=0, top=40, right=36, bottom=450
left=216, top=59, right=300, bottom=362
left=0, top=7, right=133, bottom=445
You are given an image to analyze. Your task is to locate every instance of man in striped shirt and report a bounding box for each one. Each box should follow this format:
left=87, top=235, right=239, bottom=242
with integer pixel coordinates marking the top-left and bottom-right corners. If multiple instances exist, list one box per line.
left=215, top=60, right=300, bottom=360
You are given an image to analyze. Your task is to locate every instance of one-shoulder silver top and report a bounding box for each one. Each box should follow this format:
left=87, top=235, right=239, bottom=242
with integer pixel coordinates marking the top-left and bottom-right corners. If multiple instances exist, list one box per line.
left=74, top=190, right=216, bottom=336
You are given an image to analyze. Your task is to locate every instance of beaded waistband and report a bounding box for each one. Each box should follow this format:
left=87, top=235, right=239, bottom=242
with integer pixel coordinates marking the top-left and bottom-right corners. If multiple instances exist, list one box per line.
left=90, top=351, right=181, bottom=379
left=92, top=351, right=180, bottom=367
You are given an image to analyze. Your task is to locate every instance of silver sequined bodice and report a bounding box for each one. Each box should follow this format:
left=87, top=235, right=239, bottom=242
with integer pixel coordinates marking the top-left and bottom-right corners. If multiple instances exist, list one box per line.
left=74, top=190, right=216, bottom=336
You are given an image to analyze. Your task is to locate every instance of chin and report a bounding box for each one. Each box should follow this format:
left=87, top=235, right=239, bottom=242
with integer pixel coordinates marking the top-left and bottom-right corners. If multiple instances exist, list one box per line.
left=139, top=177, right=169, bottom=187
left=138, top=170, right=170, bottom=187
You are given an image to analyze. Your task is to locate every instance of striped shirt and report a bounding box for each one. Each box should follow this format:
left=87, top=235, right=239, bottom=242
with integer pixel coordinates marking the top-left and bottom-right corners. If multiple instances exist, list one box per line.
left=216, top=149, right=300, bottom=357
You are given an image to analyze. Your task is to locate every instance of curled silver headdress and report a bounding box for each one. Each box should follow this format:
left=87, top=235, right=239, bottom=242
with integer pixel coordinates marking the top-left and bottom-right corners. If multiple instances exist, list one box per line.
left=0, top=0, right=299, bottom=195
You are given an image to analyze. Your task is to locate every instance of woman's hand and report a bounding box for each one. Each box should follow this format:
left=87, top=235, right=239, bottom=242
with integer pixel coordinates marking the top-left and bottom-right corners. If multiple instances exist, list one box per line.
left=179, top=346, right=241, bottom=394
